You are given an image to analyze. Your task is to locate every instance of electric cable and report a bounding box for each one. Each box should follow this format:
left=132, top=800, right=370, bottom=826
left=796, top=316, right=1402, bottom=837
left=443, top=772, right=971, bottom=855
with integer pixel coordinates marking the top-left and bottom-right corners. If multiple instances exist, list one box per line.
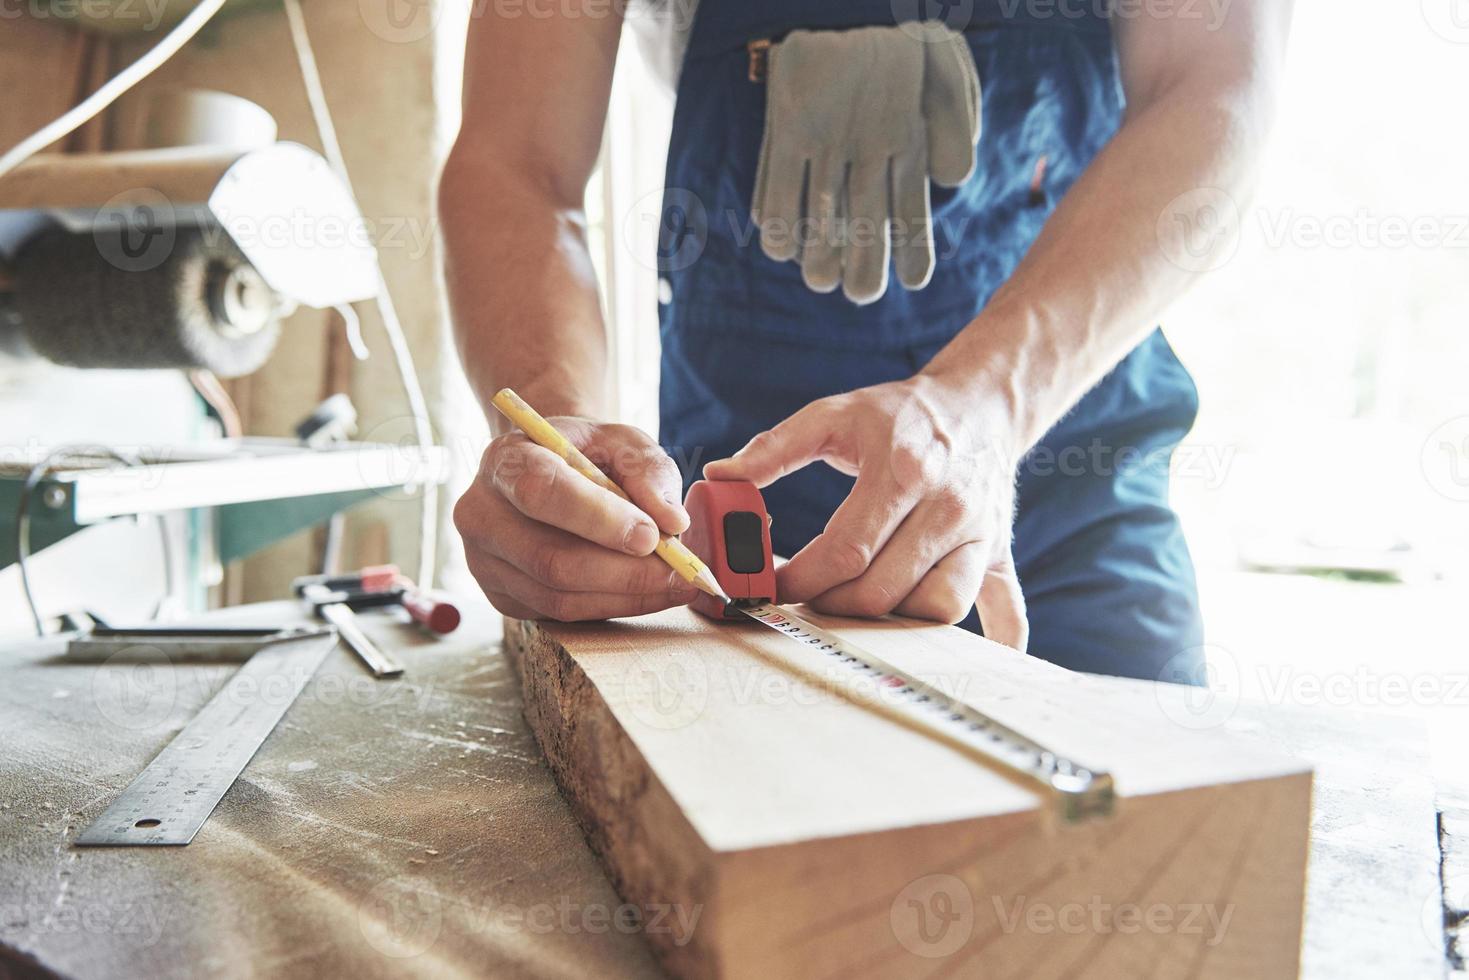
left=282, top=0, right=439, bottom=590
left=188, top=369, right=244, bottom=439
left=333, top=303, right=370, bottom=361
left=0, top=0, right=231, bottom=182
left=14, top=448, right=175, bottom=637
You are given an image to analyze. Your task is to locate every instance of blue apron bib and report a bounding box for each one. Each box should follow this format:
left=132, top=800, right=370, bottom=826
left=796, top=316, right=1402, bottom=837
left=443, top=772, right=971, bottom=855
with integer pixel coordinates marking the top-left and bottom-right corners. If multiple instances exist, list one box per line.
left=657, top=0, right=1204, bottom=683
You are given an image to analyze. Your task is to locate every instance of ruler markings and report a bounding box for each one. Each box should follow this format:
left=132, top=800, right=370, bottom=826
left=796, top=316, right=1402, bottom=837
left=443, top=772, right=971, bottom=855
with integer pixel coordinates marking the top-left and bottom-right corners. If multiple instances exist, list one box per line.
left=75, top=632, right=339, bottom=846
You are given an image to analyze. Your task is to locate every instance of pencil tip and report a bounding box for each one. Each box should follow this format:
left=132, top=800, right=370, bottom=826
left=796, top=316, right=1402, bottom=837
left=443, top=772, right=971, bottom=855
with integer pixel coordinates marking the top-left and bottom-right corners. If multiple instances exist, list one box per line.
left=693, top=567, right=729, bottom=601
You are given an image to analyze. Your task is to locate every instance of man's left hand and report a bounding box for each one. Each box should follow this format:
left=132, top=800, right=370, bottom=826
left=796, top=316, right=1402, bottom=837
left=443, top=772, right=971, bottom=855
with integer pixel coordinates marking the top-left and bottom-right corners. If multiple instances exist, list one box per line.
left=703, top=376, right=1029, bottom=650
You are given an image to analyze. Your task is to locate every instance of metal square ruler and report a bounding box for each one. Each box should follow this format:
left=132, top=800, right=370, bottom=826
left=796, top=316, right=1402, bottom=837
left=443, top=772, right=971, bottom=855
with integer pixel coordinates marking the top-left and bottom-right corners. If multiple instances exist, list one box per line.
left=75, top=627, right=339, bottom=846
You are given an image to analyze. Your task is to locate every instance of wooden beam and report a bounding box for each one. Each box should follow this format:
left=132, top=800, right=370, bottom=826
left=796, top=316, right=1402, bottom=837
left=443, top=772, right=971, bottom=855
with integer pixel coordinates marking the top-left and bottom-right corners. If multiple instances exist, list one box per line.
left=506, top=608, right=1313, bottom=979
left=0, top=147, right=243, bottom=211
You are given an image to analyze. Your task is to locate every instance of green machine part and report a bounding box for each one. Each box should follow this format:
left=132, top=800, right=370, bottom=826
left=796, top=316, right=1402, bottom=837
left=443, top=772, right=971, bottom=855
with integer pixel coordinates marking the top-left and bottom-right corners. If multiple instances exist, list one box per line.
left=0, top=477, right=381, bottom=572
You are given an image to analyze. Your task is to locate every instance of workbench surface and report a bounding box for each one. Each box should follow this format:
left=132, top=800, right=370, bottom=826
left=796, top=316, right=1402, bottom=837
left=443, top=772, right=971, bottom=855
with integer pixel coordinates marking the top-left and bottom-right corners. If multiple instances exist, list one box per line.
left=0, top=600, right=1460, bottom=979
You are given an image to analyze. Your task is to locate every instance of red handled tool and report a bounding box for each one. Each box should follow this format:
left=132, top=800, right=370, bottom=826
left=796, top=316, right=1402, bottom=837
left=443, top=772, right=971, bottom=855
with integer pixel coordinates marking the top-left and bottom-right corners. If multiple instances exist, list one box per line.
left=399, top=589, right=461, bottom=635
left=292, top=565, right=461, bottom=636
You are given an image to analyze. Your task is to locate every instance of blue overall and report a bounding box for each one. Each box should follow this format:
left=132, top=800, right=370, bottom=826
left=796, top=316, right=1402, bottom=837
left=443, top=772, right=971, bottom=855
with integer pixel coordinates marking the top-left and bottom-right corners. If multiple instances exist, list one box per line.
left=657, top=1, right=1204, bottom=682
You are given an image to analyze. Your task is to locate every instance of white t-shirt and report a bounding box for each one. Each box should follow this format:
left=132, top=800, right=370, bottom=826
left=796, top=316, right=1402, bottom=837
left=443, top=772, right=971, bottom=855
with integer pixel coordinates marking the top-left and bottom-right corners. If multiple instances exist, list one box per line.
left=627, top=0, right=701, bottom=89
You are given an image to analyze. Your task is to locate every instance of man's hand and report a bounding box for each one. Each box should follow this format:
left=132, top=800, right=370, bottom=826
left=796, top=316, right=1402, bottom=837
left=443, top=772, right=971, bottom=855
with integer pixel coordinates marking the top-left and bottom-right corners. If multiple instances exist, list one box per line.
left=456, top=419, right=698, bottom=621
left=704, top=378, right=1029, bottom=649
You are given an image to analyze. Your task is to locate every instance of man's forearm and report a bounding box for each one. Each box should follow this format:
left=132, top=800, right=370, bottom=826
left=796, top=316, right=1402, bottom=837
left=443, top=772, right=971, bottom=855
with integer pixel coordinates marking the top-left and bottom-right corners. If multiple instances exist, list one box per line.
left=440, top=148, right=610, bottom=434
left=923, top=66, right=1281, bottom=454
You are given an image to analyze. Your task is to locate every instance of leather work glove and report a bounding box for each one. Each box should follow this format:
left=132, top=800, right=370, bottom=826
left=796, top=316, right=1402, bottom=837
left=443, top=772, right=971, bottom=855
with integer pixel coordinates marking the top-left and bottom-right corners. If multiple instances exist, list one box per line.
left=752, top=23, right=981, bottom=305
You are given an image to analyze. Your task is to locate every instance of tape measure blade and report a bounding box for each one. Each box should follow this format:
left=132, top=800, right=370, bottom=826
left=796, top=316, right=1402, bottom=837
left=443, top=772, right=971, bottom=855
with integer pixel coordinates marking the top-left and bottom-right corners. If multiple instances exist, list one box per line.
left=76, top=632, right=338, bottom=847
left=734, top=603, right=1114, bottom=821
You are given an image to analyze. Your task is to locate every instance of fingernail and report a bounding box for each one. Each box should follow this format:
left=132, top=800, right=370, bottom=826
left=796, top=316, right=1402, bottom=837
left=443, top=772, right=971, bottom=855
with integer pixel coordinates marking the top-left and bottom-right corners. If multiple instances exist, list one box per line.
left=661, top=492, right=691, bottom=528
left=623, top=521, right=659, bottom=555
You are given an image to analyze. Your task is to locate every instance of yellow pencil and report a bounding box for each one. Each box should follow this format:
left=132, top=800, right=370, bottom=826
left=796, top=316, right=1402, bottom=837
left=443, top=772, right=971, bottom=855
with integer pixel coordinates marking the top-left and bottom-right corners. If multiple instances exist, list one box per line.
left=490, top=388, right=729, bottom=603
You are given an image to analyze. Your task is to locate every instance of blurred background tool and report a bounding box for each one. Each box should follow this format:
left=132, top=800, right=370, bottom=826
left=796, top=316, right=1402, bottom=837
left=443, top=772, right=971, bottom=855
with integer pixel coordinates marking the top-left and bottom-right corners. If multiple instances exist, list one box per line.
left=0, top=140, right=378, bottom=376
left=292, top=563, right=400, bottom=596
left=63, top=622, right=331, bottom=661
left=294, top=564, right=463, bottom=636
left=399, top=585, right=461, bottom=635
left=295, top=393, right=360, bottom=449
left=302, top=581, right=403, bottom=678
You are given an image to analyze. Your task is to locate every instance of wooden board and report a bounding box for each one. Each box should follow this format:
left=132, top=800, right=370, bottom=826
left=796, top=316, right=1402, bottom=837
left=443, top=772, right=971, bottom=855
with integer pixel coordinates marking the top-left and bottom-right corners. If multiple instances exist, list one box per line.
left=506, top=608, right=1316, bottom=980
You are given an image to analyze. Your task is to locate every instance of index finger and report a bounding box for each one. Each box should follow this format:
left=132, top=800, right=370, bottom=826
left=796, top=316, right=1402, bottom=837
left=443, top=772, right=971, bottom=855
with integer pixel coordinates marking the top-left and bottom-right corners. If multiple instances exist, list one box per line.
left=591, top=424, right=690, bottom=535
left=703, top=400, right=838, bottom=488
left=488, top=438, right=661, bottom=556
left=776, top=467, right=919, bottom=603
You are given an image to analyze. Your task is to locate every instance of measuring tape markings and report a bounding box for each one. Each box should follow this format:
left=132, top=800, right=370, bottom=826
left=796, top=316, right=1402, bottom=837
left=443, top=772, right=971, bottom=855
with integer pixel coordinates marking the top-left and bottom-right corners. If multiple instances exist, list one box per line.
left=735, top=603, right=1115, bottom=823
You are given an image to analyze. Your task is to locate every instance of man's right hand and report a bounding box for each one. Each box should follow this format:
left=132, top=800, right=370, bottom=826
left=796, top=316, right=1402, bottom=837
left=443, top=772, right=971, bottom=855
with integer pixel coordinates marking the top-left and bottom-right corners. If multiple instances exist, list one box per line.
left=455, top=417, right=698, bottom=622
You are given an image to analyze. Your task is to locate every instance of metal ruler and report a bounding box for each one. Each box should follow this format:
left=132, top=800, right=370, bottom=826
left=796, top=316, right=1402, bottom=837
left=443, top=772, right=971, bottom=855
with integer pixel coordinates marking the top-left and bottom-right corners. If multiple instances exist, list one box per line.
left=76, top=629, right=339, bottom=846
left=735, top=603, right=1115, bottom=823
left=64, top=625, right=331, bottom=663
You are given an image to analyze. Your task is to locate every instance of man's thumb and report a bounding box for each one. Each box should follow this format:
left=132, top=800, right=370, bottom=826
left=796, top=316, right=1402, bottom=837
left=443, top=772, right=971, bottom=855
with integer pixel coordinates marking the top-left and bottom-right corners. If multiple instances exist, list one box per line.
left=976, top=549, right=1029, bottom=653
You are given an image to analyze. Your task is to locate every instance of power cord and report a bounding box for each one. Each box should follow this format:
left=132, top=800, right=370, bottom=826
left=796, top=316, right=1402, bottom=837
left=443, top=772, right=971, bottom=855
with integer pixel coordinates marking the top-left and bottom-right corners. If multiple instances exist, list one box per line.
left=188, top=369, right=244, bottom=439
left=14, top=448, right=175, bottom=636
left=282, top=0, right=439, bottom=590
left=0, top=0, right=231, bottom=182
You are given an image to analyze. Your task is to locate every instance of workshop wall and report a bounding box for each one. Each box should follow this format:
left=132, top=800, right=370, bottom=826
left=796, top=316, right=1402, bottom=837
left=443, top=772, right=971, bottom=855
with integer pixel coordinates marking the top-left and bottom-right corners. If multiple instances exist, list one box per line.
left=0, top=4, right=458, bottom=620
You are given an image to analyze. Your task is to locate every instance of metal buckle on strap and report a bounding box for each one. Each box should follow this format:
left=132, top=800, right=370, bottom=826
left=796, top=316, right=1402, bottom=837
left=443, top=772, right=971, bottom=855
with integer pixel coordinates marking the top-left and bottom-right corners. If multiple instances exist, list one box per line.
left=747, top=38, right=772, bottom=82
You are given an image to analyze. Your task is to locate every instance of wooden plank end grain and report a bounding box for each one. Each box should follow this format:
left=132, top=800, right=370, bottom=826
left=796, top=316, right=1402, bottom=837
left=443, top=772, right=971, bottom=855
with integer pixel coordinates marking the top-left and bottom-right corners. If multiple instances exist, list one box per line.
left=506, top=608, right=1315, bottom=980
